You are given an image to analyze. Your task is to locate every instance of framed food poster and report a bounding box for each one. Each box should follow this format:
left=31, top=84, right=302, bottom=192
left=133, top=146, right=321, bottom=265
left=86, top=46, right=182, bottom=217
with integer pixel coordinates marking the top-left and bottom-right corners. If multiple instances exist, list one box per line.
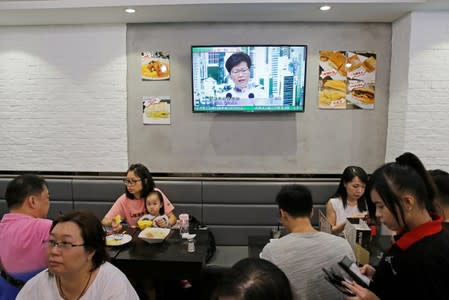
left=141, top=51, right=170, bottom=81
left=143, top=96, right=171, bottom=125
left=318, top=50, right=376, bottom=110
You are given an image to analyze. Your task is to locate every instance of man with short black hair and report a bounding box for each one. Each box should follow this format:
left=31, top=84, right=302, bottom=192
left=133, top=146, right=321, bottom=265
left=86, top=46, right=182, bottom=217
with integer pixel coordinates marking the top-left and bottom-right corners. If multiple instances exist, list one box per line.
left=0, top=174, right=52, bottom=300
left=260, top=184, right=355, bottom=300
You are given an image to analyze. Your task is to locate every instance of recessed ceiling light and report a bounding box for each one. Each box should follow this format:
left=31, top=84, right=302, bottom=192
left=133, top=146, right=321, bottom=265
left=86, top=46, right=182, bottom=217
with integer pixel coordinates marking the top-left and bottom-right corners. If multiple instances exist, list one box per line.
left=320, top=5, right=331, bottom=11
left=125, top=8, right=136, bottom=14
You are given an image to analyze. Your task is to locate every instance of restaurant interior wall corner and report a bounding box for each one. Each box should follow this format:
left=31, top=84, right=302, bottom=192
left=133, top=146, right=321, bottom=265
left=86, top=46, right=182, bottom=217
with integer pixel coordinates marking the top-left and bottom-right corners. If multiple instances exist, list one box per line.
left=386, top=12, right=449, bottom=170
left=0, top=24, right=128, bottom=172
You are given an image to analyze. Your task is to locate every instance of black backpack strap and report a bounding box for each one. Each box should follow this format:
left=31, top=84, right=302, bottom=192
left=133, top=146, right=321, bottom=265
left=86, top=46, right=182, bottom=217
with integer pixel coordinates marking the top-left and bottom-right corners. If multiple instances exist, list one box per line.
left=0, top=259, right=26, bottom=289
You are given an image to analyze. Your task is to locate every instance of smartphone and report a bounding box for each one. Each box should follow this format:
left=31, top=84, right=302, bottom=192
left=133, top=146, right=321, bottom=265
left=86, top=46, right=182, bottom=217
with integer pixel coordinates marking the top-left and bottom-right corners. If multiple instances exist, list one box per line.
left=322, top=268, right=356, bottom=297
left=338, top=256, right=370, bottom=288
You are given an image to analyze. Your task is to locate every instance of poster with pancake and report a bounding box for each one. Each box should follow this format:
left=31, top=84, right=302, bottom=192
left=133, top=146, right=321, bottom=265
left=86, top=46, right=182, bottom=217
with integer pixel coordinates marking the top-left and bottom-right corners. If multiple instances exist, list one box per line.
left=143, top=96, right=171, bottom=125
left=141, top=51, right=170, bottom=81
left=319, top=50, right=376, bottom=109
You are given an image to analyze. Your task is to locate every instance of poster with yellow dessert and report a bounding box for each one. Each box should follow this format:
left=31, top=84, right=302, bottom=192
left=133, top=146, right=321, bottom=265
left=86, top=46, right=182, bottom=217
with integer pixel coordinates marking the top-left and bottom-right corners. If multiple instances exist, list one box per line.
left=141, top=51, right=170, bottom=81
left=319, top=50, right=376, bottom=110
left=143, top=96, right=171, bottom=125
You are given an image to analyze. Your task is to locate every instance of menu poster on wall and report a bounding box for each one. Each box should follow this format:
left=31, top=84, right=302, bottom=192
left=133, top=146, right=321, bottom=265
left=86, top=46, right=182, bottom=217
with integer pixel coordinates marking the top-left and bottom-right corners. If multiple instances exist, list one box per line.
left=318, top=50, right=376, bottom=110
left=143, top=96, right=171, bottom=125
left=141, top=51, right=170, bottom=81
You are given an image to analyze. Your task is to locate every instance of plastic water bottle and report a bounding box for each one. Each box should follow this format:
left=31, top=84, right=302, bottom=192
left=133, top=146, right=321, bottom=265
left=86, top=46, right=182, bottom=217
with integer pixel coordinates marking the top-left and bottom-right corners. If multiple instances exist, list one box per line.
left=179, top=213, right=189, bottom=238
left=187, top=238, right=195, bottom=252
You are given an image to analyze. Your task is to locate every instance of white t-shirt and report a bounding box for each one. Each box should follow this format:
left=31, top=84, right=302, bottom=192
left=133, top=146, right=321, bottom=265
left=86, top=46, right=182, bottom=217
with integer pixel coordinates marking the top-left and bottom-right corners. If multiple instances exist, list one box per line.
left=329, top=197, right=365, bottom=225
left=16, top=262, right=139, bottom=300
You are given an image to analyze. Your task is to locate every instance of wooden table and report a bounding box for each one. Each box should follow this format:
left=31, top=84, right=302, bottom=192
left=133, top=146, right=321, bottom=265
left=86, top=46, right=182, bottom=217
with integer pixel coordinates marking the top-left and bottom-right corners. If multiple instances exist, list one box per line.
left=108, top=228, right=209, bottom=280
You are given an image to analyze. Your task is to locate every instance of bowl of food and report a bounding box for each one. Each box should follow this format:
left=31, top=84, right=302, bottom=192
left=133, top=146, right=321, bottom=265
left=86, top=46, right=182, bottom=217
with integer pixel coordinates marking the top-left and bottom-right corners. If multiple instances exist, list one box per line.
left=138, top=227, right=171, bottom=244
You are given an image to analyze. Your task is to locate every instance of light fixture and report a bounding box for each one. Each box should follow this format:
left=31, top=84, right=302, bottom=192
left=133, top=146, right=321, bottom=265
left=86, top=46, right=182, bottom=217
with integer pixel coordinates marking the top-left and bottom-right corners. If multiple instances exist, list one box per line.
left=320, top=5, right=331, bottom=11
left=125, top=8, right=136, bottom=14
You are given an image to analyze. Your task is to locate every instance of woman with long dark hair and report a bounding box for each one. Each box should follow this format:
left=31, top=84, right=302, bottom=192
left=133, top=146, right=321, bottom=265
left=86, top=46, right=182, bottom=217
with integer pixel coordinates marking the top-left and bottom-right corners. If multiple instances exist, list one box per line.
left=326, top=166, right=368, bottom=235
left=101, top=163, right=176, bottom=231
left=343, top=152, right=449, bottom=300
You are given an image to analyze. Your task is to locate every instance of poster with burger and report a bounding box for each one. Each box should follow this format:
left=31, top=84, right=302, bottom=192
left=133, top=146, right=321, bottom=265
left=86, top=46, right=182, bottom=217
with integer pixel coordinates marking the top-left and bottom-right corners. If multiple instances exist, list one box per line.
left=319, top=50, right=376, bottom=109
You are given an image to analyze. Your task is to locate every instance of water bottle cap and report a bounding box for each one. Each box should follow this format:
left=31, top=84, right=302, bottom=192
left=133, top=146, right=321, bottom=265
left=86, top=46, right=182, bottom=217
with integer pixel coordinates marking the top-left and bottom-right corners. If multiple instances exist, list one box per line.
left=179, top=213, right=189, bottom=221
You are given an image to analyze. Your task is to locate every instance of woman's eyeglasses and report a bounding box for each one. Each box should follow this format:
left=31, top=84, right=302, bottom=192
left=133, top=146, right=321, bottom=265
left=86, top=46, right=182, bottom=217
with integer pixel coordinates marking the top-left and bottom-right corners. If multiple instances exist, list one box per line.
left=230, top=67, right=249, bottom=75
left=43, top=240, right=85, bottom=250
left=123, top=179, right=141, bottom=185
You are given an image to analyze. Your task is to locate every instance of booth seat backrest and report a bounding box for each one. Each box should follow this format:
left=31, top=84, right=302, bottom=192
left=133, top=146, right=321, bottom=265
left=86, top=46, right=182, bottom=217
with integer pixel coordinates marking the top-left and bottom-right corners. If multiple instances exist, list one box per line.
left=202, top=181, right=338, bottom=246
left=72, top=179, right=124, bottom=220
left=0, top=178, right=12, bottom=218
left=155, top=181, right=202, bottom=223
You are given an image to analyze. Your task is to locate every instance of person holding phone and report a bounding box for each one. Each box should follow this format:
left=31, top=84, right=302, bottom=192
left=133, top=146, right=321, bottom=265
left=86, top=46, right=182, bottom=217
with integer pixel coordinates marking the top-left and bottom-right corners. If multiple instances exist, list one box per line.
left=342, top=152, right=449, bottom=300
left=326, top=166, right=368, bottom=235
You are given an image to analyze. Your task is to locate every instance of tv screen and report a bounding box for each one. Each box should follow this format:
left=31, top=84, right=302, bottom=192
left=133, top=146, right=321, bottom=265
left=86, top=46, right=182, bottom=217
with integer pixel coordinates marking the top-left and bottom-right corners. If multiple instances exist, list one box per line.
left=191, top=45, right=307, bottom=112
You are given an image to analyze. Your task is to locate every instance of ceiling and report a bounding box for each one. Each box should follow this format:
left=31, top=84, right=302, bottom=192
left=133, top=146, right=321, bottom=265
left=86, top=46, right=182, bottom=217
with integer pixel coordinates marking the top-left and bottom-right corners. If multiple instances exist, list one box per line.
left=0, top=0, right=449, bottom=26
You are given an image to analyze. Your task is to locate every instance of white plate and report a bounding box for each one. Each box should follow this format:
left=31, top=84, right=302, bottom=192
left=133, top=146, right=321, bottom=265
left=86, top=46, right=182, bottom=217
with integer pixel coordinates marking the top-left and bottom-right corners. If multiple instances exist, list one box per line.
left=139, top=227, right=171, bottom=244
left=105, top=234, right=132, bottom=246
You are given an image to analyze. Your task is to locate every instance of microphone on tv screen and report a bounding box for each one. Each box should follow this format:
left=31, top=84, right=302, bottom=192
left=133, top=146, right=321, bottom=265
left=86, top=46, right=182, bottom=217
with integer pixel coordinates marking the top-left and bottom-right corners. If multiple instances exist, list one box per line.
left=226, top=93, right=232, bottom=100
left=248, top=93, right=255, bottom=99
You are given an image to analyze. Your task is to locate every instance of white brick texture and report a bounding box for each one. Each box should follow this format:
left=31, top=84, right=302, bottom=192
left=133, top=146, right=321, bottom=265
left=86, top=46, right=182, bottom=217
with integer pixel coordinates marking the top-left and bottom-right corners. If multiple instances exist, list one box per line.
left=0, top=25, right=128, bottom=172
left=386, top=12, right=449, bottom=170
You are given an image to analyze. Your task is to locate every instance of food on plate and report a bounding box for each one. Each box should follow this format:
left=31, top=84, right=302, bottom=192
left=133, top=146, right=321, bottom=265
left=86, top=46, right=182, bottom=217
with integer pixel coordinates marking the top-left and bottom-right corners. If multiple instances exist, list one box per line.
left=137, top=219, right=153, bottom=230
left=319, top=80, right=347, bottom=106
left=351, top=87, right=375, bottom=104
left=143, top=230, right=167, bottom=239
left=362, top=56, right=376, bottom=73
left=320, top=50, right=347, bottom=77
left=145, top=102, right=169, bottom=119
left=106, top=238, right=121, bottom=246
left=113, top=215, right=121, bottom=224
left=141, top=60, right=170, bottom=78
left=347, top=54, right=362, bottom=72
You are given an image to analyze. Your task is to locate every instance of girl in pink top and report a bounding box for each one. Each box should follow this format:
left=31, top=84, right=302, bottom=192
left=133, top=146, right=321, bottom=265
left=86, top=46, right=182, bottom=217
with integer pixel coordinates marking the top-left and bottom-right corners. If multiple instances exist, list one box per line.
left=101, top=164, right=176, bottom=231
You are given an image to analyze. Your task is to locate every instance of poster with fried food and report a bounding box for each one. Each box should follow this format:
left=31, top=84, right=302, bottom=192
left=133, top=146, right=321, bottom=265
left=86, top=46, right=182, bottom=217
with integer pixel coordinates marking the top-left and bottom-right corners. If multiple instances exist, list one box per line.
left=141, top=51, right=170, bottom=81
left=143, top=96, right=171, bottom=125
left=319, top=50, right=376, bottom=110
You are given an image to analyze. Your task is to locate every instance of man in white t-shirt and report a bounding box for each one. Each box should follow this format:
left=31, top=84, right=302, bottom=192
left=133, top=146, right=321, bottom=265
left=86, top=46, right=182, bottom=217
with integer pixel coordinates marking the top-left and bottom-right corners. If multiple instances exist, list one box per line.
left=260, top=185, right=355, bottom=300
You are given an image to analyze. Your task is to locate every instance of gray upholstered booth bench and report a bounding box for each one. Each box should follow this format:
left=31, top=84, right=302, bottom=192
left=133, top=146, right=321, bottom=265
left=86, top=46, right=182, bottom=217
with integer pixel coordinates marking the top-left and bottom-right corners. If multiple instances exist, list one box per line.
left=0, top=176, right=338, bottom=268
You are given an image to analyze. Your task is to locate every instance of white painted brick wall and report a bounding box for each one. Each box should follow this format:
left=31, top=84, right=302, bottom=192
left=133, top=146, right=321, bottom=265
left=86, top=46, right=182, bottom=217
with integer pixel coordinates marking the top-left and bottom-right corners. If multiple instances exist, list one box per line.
left=0, top=24, right=128, bottom=172
left=386, top=12, right=449, bottom=170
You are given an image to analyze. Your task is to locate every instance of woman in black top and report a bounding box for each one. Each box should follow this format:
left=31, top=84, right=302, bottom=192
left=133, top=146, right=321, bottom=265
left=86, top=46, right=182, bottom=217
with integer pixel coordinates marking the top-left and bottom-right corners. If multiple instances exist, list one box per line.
left=343, top=152, right=449, bottom=300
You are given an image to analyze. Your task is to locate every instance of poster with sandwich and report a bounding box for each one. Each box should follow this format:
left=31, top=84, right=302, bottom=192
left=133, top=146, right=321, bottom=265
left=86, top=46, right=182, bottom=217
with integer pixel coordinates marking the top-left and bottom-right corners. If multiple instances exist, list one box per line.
left=319, top=50, right=376, bottom=109
left=143, top=96, right=171, bottom=125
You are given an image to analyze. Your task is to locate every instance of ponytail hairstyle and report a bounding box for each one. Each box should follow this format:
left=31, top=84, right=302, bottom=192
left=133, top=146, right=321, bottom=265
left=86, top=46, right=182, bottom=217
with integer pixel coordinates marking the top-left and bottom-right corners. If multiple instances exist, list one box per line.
left=367, top=152, right=436, bottom=231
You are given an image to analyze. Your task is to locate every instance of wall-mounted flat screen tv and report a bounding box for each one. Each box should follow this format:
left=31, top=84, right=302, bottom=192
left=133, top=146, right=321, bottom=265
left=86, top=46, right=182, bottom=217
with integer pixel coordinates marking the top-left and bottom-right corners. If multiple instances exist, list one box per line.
left=191, top=45, right=307, bottom=112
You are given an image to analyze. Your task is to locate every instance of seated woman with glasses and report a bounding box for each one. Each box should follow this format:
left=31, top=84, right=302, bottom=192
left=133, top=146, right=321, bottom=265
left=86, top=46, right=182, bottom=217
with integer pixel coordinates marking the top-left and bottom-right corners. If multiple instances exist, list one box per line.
left=101, top=163, right=176, bottom=232
left=16, top=211, right=139, bottom=300
left=218, top=52, right=265, bottom=105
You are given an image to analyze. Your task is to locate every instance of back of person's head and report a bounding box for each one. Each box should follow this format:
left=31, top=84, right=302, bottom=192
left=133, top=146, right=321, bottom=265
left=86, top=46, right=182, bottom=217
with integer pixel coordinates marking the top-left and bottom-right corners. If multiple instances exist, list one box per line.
left=276, top=184, right=313, bottom=218
left=368, top=152, right=436, bottom=231
left=5, top=174, right=48, bottom=209
left=332, top=166, right=368, bottom=211
left=429, top=169, right=449, bottom=207
left=51, top=210, right=109, bottom=271
left=225, top=52, right=252, bottom=73
left=213, top=258, right=293, bottom=300
left=125, top=163, right=155, bottom=199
